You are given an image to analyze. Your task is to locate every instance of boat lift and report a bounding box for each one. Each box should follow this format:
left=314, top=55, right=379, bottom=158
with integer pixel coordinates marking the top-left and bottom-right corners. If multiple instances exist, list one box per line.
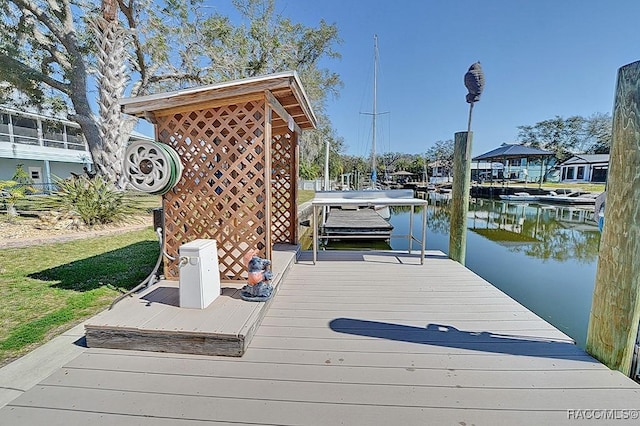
left=310, top=189, right=428, bottom=264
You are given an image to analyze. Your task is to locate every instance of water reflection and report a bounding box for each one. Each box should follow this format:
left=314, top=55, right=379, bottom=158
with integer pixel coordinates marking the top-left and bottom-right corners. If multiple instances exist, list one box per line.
left=421, top=194, right=601, bottom=264
left=322, top=239, right=392, bottom=250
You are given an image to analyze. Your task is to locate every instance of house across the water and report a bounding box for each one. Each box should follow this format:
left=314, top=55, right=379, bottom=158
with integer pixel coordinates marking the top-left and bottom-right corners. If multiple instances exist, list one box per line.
left=472, top=143, right=556, bottom=183
left=558, top=154, right=609, bottom=183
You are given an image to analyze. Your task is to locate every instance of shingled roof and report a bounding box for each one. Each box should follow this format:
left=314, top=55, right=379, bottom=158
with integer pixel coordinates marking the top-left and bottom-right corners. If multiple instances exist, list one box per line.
left=559, top=154, right=609, bottom=165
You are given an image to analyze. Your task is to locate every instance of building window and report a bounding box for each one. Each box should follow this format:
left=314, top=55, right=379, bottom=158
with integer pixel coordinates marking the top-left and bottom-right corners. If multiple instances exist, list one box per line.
left=42, top=120, right=65, bottom=148
left=592, top=168, right=608, bottom=182
left=31, top=170, right=40, bottom=179
left=562, top=168, right=567, bottom=180
left=0, top=113, right=9, bottom=143
left=12, top=115, right=39, bottom=145
left=566, top=167, right=575, bottom=180
left=66, top=127, right=85, bottom=150
left=576, top=166, right=585, bottom=180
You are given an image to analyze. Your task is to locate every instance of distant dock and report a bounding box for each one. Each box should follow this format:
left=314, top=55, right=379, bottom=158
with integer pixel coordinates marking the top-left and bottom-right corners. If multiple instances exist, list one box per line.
left=323, top=208, right=393, bottom=238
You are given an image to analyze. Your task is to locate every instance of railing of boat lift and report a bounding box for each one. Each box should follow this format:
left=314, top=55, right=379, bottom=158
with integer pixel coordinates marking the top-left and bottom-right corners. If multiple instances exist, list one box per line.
left=310, top=199, right=428, bottom=265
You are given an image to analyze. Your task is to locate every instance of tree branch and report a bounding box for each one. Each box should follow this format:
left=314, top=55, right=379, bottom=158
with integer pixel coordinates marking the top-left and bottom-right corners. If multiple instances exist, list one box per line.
left=11, top=0, right=87, bottom=90
left=148, top=72, right=206, bottom=85
left=118, top=0, right=148, bottom=92
left=0, top=53, right=69, bottom=94
left=31, top=25, right=72, bottom=70
left=11, top=0, right=67, bottom=43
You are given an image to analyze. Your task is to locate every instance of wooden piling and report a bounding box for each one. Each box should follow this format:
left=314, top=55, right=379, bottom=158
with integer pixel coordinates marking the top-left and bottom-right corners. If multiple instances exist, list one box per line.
left=586, top=60, right=640, bottom=375
left=448, top=131, right=473, bottom=264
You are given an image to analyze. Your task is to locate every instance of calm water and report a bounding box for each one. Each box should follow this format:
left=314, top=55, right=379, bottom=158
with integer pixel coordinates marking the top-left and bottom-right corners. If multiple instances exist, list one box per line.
left=386, top=193, right=601, bottom=348
left=315, top=195, right=601, bottom=347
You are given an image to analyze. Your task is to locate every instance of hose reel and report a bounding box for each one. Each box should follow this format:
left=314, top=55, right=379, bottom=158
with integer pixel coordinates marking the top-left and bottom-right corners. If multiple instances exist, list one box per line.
left=124, top=140, right=183, bottom=195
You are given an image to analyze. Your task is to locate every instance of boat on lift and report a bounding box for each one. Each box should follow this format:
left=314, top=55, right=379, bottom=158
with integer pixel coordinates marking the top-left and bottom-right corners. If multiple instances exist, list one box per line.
left=537, top=188, right=598, bottom=205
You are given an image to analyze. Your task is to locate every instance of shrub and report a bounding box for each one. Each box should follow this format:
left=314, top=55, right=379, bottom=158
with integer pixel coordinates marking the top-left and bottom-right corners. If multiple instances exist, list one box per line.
left=1, top=165, right=36, bottom=219
left=54, top=176, right=129, bottom=226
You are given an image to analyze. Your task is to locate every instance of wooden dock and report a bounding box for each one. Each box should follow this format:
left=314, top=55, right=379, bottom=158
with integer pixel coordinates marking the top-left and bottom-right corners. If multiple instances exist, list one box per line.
left=84, top=244, right=298, bottom=357
left=323, top=208, right=393, bottom=237
left=1, top=250, right=639, bottom=425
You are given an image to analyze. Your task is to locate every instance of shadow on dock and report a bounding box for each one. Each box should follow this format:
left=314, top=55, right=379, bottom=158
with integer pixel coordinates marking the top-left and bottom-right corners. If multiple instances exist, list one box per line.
left=329, top=318, right=597, bottom=362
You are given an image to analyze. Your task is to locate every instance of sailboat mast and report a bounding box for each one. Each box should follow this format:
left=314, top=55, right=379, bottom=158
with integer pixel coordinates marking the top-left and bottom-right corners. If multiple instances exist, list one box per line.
left=371, top=34, right=378, bottom=188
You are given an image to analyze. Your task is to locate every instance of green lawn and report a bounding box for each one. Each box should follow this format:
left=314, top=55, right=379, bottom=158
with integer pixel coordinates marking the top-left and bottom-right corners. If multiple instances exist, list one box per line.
left=539, top=182, right=606, bottom=192
left=0, top=228, right=158, bottom=367
left=298, top=189, right=315, bottom=204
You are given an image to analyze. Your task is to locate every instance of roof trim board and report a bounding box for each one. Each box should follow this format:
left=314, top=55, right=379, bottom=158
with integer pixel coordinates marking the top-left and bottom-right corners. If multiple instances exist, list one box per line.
left=120, top=71, right=317, bottom=130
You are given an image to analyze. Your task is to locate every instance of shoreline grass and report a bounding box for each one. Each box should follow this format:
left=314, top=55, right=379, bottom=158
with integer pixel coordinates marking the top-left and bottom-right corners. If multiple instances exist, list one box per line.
left=0, top=227, right=158, bottom=367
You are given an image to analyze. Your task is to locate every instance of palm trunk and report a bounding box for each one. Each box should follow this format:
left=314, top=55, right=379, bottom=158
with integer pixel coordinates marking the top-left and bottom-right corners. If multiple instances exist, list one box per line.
left=90, top=2, right=132, bottom=188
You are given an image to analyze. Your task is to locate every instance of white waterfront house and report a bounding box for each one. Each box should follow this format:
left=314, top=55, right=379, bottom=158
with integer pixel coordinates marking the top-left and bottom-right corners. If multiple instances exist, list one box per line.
left=558, top=154, right=609, bottom=183
left=0, top=106, right=152, bottom=192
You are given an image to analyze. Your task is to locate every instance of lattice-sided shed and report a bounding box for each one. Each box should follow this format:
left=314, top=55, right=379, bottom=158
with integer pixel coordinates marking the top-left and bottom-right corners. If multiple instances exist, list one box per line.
left=120, top=71, right=317, bottom=280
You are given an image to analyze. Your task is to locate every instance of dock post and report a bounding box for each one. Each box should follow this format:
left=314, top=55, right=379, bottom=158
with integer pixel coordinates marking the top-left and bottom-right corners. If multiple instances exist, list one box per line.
left=408, top=205, right=414, bottom=253
left=312, top=204, right=318, bottom=264
left=449, top=131, right=473, bottom=264
left=586, top=60, right=640, bottom=376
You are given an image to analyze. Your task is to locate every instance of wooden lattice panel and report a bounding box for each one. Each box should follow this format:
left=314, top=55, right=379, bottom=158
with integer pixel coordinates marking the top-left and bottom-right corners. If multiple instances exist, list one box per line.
left=156, top=100, right=269, bottom=280
left=271, top=131, right=297, bottom=243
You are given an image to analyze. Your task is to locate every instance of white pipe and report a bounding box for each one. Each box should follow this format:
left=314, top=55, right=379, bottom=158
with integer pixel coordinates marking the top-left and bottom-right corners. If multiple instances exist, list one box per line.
left=371, top=34, right=378, bottom=188
left=323, top=141, right=330, bottom=224
left=324, top=140, right=330, bottom=191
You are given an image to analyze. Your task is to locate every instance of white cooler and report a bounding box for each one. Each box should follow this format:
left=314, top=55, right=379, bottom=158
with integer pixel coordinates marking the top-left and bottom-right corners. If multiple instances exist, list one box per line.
left=178, top=239, right=221, bottom=309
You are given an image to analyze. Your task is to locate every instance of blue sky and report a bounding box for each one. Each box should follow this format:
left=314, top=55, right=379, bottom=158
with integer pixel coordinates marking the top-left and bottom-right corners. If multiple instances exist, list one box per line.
left=204, top=0, right=640, bottom=158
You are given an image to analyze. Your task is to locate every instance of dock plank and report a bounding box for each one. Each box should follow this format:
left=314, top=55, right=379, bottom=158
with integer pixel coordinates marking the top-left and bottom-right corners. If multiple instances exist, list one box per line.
left=2, top=386, right=588, bottom=426
left=323, top=208, right=394, bottom=236
left=256, top=322, right=572, bottom=340
left=35, top=367, right=640, bottom=410
left=60, top=351, right=631, bottom=389
left=265, top=308, right=545, bottom=321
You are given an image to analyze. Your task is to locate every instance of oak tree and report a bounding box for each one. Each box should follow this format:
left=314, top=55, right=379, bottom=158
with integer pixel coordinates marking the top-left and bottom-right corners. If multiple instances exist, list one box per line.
left=0, top=0, right=342, bottom=185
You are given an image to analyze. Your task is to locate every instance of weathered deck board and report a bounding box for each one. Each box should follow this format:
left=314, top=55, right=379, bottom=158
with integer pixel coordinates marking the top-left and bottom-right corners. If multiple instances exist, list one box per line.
left=239, top=347, right=600, bottom=370
left=34, top=368, right=640, bottom=410
left=0, top=386, right=592, bottom=426
left=256, top=323, right=572, bottom=340
left=260, top=316, right=563, bottom=330
left=60, top=350, right=632, bottom=389
left=1, top=249, right=639, bottom=426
